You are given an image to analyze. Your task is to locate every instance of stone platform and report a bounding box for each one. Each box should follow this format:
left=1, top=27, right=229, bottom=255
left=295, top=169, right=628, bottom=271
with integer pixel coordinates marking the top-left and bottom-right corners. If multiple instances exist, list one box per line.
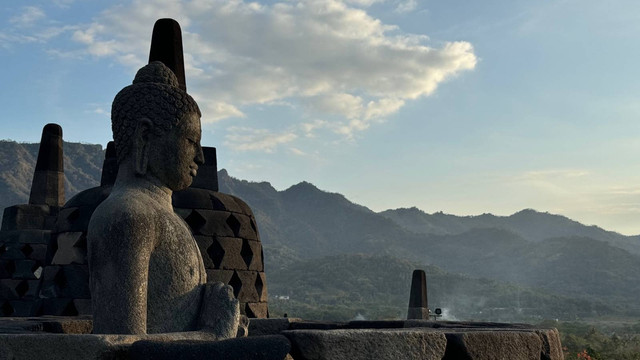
left=0, top=317, right=563, bottom=359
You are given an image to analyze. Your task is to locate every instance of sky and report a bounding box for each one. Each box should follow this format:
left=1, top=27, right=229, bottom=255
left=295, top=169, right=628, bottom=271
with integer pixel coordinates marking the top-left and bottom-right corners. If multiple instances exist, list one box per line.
left=2, top=0, right=640, bottom=235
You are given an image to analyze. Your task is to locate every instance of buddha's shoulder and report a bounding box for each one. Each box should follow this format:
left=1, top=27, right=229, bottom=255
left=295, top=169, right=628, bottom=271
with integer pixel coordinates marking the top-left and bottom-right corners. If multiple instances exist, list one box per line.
left=90, top=189, right=167, bottom=229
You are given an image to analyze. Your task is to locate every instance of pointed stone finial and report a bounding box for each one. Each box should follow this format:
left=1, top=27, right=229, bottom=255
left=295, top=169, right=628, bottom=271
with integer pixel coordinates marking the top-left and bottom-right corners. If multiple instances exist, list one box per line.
left=29, top=123, right=64, bottom=207
left=190, top=147, right=218, bottom=191
left=407, top=269, right=429, bottom=320
left=100, top=141, right=118, bottom=187
left=148, top=18, right=186, bottom=91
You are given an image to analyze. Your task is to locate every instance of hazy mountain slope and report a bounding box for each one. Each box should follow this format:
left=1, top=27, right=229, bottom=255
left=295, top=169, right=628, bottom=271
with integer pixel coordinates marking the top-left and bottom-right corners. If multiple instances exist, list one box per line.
left=268, top=254, right=614, bottom=321
left=219, top=171, right=421, bottom=259
left=380, top=207, right=640, bottom=254
left=0, top=140, right=103, bottom=221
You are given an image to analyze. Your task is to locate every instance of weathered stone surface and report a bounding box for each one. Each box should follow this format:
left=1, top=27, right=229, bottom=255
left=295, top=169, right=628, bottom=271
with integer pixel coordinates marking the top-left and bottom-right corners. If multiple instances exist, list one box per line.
left=213, top=192, right=244, bottom=214
left=256, top=271, right=268, bottom=302
left=284, top=328, right=447, bottom=360
left=407, top=269, right=428, bottom=320
left=63, top=187, right=112, bottom=208
left=55, top=206, right=94, bottom=233
left=88, top=27, right=239, bottom=336
left=130, top=335, right=291, bottom=360
left=248, top=318, right=302, bottom=337
left=51, top=232, right=86, bottom=265
left=0, top=230, right=51, bottom=244
left=245, top=302, right=269, bottom=318
left=535, top=328, right=564, bottom=360
left=0, top=332, right=220, bottom=360
left=173, top=190, right=217, bottom=210
left=29, top=123, right=65, bottom=207
left=1, top=205, right=51, bottom=231
left=235, top=271, right=259, bottom=302
left=443, top=331, right=542, bottom=360
left=245, top=239, right=263, bottom=270
left=206, top=269, right=234, bottom=284
left=214, top=237, right=246, bottom=270
left=189, top=147, right=218, bottom=192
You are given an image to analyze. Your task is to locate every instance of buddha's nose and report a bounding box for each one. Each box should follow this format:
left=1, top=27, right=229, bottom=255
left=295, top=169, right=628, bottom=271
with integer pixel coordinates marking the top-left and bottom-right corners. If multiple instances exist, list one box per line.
left=195, top=145, right=204, bottom=165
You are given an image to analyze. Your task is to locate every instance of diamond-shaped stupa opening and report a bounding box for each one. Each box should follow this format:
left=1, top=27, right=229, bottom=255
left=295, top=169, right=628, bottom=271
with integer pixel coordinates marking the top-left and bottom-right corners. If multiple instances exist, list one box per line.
left=226, top=214, right=241, bottom=237
left=1, top=302, right=13, bottom=316
left=53, top=268, right=67, bottom=289
left=207, top=239, right=225, bottom=269
left=229, top=271, right=242, bottom=299
left=255, top=273, right=264, bottom=298
left=240, top=239, right=253, bottom=269
left=21, top=244, right=33, bottom=258
left=184, top=210, right=206, bottom=233
left=15, top=280, right=29, bottom=298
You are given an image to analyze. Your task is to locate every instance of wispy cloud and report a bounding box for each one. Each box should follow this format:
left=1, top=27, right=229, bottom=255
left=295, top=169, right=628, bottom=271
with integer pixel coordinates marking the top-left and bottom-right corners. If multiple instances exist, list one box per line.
left=224, top=127, right=297, bottom=153
left=61, top=0, right=475, bottom=145
left=10, top=6, right=46, bottom=28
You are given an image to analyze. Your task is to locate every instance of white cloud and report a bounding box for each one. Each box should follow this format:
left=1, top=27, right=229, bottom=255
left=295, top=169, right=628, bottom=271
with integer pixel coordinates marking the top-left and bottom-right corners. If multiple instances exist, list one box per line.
left=10, top=6, right=46, bottom=28
left=224, top=127, right=297, bottom=153
left=64, top=0, right=475, bottom=148
left=394, top=0, right=417, bottom=13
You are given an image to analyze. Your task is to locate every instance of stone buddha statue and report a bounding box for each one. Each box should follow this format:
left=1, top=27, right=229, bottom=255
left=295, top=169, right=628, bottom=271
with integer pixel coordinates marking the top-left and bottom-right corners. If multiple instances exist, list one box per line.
left=87, top=61, right=240, bottom=337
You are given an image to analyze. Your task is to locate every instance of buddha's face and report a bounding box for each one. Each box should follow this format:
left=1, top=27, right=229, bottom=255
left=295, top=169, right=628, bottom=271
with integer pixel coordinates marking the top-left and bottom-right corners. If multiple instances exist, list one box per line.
left=147, top=112, right=204, bottom=191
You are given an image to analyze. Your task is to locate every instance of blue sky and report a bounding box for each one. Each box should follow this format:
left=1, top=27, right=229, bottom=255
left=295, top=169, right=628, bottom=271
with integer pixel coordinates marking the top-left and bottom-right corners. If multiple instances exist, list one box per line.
left=2, top=0, right=640, bottom=234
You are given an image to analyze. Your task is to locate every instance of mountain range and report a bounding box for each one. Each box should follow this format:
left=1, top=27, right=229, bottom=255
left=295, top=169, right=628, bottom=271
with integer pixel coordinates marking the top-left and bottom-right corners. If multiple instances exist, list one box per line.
left=2, top=139, right=640, bottom=321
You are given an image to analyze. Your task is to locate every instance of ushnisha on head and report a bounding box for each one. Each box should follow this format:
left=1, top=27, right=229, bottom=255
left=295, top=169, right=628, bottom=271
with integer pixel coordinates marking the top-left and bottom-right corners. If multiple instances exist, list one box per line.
left=111, top=61, right=204, bottom=191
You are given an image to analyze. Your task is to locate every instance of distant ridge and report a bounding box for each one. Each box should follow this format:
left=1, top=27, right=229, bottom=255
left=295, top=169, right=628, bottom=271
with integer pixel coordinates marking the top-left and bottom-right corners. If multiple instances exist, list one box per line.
left=3, top=140, right=640, bottom=319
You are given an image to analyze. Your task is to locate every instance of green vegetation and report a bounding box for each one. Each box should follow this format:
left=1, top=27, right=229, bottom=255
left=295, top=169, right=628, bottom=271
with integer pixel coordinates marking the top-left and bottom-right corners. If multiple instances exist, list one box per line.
left=538, top=320, right=640, bottom=360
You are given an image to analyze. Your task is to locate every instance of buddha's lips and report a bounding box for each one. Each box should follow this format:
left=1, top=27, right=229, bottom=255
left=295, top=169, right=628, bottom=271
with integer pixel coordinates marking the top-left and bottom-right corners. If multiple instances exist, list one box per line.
left=190, top=168, right=197, bottom=177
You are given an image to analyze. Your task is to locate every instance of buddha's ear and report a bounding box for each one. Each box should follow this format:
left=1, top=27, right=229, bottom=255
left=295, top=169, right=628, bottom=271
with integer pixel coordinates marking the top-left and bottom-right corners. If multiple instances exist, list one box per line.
left=134, top=118, right=153, bottom=176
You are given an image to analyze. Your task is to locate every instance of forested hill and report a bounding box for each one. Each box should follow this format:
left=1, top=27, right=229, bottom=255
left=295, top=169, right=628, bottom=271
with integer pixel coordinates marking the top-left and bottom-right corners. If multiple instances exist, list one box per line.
left=3, top=140, right=640, bottom=320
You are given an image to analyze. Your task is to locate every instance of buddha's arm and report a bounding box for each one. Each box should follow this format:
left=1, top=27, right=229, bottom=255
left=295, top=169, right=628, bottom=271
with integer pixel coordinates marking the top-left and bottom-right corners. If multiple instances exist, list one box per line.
left=88, top=208, right=154, bottom=334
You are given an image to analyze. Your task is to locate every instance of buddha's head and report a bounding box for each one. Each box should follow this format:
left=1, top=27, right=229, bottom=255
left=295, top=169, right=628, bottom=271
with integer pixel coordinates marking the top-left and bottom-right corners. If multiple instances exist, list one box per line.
left=111, top=61, right=204, bottom=191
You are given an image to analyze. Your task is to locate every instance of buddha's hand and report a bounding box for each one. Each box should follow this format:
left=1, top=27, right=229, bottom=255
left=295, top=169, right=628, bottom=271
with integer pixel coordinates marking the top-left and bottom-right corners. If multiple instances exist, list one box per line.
left=198, top=282, right=241, bottom=339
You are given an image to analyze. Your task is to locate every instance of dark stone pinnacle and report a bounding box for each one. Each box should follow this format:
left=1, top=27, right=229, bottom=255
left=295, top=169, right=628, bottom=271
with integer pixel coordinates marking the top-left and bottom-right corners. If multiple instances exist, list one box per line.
left=190, top=147, right=219, bottom=192
left=148, top=18, right=186, bottom=91
left=29, top=123, right=64, bottom=207
left=409, top=269, right=428, bottom=309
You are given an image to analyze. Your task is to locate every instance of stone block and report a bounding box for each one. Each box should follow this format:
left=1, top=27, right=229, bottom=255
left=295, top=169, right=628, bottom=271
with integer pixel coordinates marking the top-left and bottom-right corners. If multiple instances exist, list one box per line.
left=0, top=243, right=26, bottom=260
left=41, top=298, right=76, bottom=316
left=535, top=328, right=564, bottom=360
left=1, top=205, right=50, bottom=231
left=284, top=328, right=447, bottom=360
left=51, top=232, right=86, bottom=265
left=231, top=196, right=254, bottom=217
left=25, top=244, right=48, bottom=262
left=234, top=271, right=259, bottom=302
left=234, top=213, right=258, bottom=240
left=0, top=261, right=15, bottom=279
left=184, top=210, right=235, bottom=237
left=9, top=299, right=42, bottom=317
left=29, top=171, right=65, bottom=208
left=245, top=239, right=263, bottom=271
left=245, top=302, right=269, bottom=318
left=407, top=307, right=429, bottom=320
left=129, top=335, right=291, bottom=360
left=12, top=260, right=40, bottom=280
left=214, top=193, right=244, bottom=214
left=64, top=186, right=111, bottom=208
left=443, top=331, right=542, bottom=360
left=172, top=188, right=216, bottom=210
left=256, top=272, right=268, bottom=302
left=0, top=279, right=24, bottom=300
left=206, top=269, right=234, bottom=284
left=0, top=230, right=51, bottom=244
left=194, top=236, right=215, bottom=268
left=40, top=265, right=90, bottom=299
left=212, top=237, right=247, bottom=270
left=72, top=299, right=92, bottom=316
left=55, top=207, right=93, bottom=233
left=249, top=318, right=302, bottom=337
